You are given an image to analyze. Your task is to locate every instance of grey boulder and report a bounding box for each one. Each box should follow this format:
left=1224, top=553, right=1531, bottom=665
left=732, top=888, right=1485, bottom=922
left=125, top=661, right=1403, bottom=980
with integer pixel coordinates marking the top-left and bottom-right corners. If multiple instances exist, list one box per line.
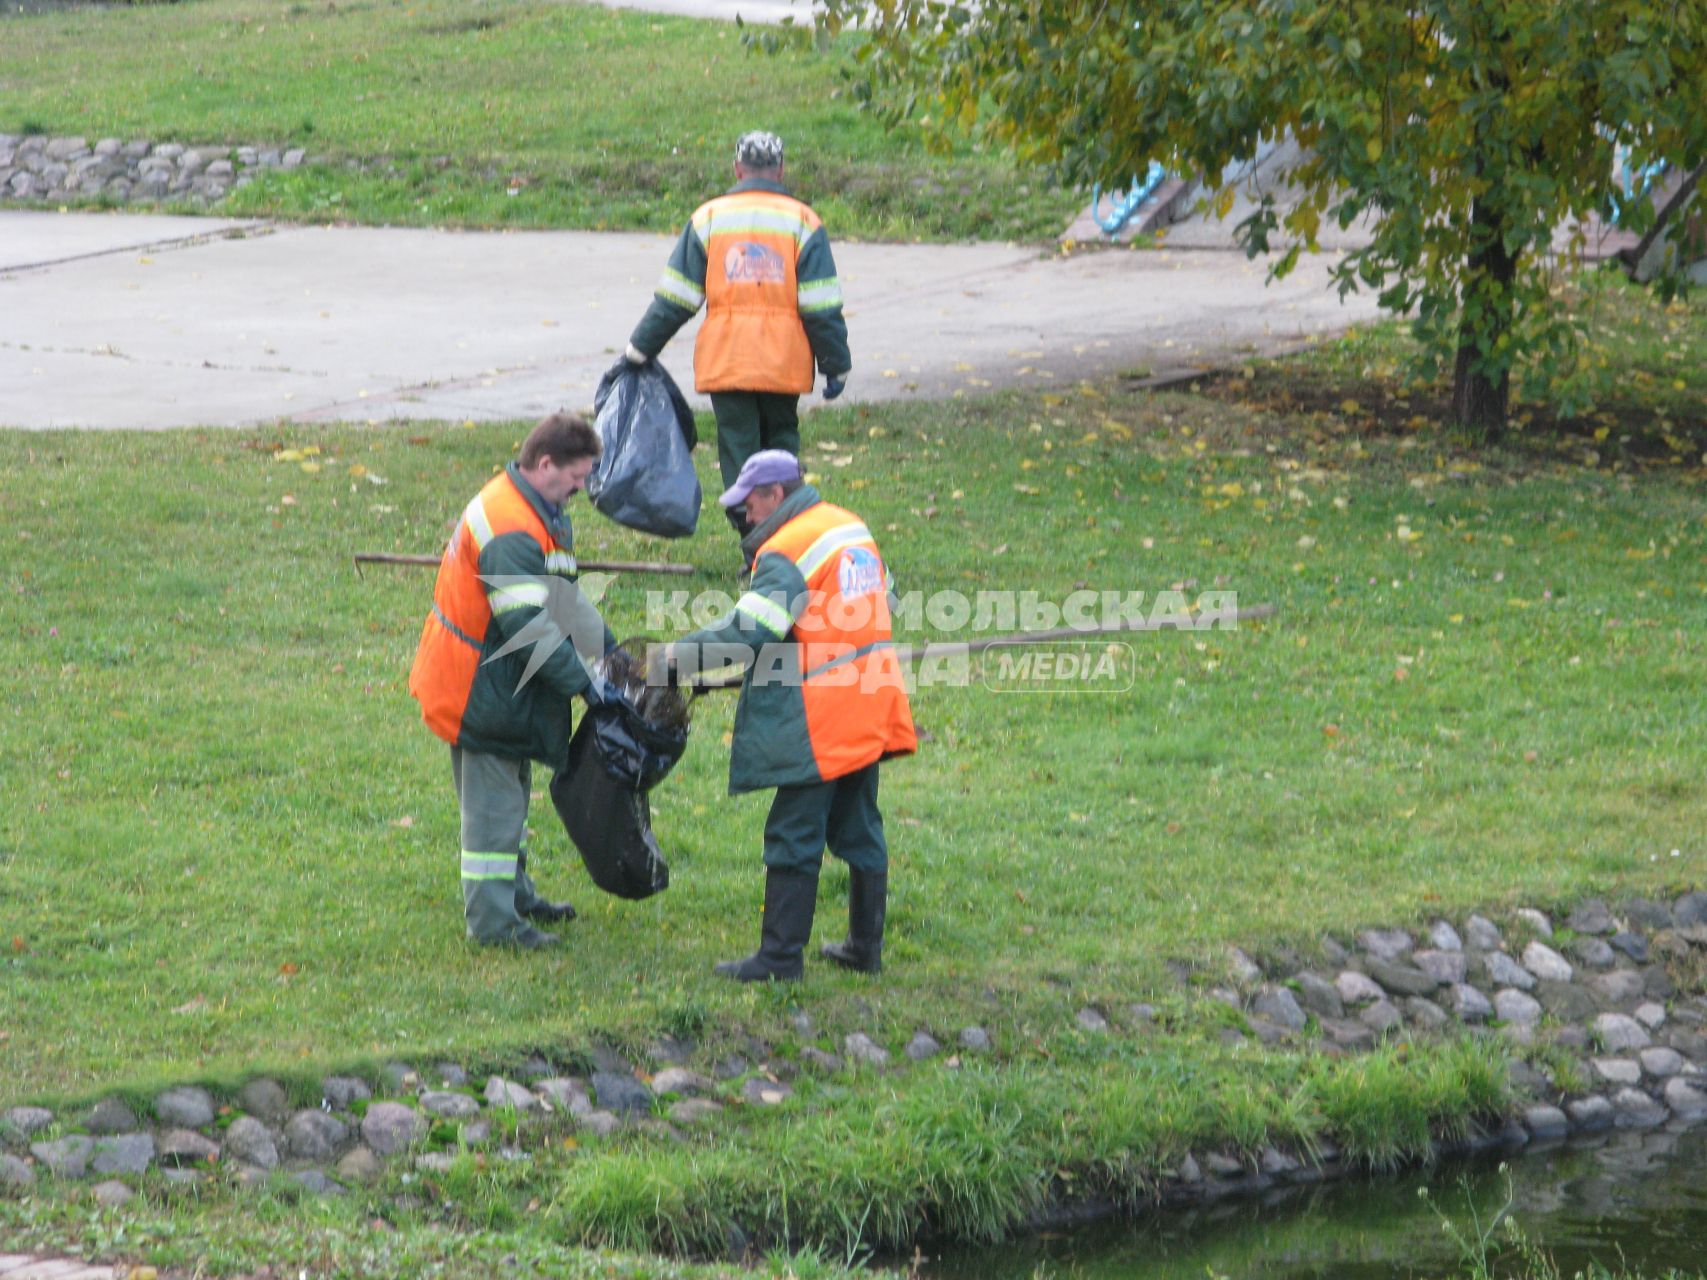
left=85, top=1097, right=139, bottom=1135
left=285, top=1109, right=349, bottom=1161
left=1252, top=986, right=1308, bottom=1031
left=154, top=1085, right=215, bottom=1129
left=1523, top=1105, right=1568, bottom=1140
left=91, top=1133, right=154, bottom=1176
left=1663, top=1077, right=1707, bottom=1122
left=843, top=1033, right=891, bottom=1067
left=157, top=1128, right=219, bottom=1167
left=1521, top=941, right=1573, bottom=983
left=360, top=1102, right=426, bottom=1156
left=591, top=1072, right=654, bottom=1116
left=1364, top=957, right=1441, bottom=997
left=1565, top=1095, right=1616, bottom=1132
left=421, top=1091, right=481, bottom=1119
left=1612, top=1087, right=1668, bottom=1129
left=30, top=1135, right=93, bottom=1178
left=0, top=1153, right=34, bottom=1186
left=1594, top=1013, right=1653, bottom=1053
left=223, top=1116, right=280, bottom=1169
left=237, top=1078, right=291, bottom=1122
left=1482, top=951, right=1537, bottom=991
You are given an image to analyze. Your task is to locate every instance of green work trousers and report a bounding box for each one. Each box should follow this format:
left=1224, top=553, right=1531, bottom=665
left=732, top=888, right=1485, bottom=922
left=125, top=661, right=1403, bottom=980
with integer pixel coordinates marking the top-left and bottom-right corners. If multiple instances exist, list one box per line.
left=710, top=391, right=801, bottom=490
left=762, top=763, right=888, bottom=875
left=451, top=746, right=552, bottom=943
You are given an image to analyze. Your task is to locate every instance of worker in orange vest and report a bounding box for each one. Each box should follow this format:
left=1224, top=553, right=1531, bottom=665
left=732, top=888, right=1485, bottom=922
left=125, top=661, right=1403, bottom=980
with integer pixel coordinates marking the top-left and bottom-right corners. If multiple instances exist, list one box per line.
left=624, top=131, right=852, bottom=535
left=408, top=414, right=616, bottom=949
left=655, top=451, right=916, bottom=980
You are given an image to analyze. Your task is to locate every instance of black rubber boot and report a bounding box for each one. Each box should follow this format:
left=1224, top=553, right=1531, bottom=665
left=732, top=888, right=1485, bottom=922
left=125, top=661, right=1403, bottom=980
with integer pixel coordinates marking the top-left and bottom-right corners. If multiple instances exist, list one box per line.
left=820, top=869, right=886, bottom=974
left=715, top=870, right=818, bottom=982
left=515, top=851, right=577, bottom=924
left=521, top=899, right=577, bottom=924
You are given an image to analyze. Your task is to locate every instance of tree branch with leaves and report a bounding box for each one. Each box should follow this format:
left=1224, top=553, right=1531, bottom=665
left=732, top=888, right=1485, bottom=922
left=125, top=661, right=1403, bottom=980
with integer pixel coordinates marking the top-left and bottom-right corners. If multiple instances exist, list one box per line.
left=815, top=0, right=1707, bottom=439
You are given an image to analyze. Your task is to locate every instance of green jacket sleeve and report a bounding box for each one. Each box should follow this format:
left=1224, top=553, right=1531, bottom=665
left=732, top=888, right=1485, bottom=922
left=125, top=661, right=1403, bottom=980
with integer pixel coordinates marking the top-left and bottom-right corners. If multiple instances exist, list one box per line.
left=797, top=226, right=850, bottom=378
left=629, top=218, right=708, bottom=358
left=675, top=551, right=808, bottom=677
left=477, top=531, right=595, bottom=699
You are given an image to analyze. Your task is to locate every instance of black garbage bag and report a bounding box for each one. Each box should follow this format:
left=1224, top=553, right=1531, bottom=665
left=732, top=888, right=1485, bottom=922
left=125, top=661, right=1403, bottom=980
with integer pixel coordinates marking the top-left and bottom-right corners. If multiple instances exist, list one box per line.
left=550, top=653, right=692, bottom=901
left=589, top=357, right=701, bottom=539
left=585, top=692, right=691, bottom=792
left=551, top=713, right=672, bottom=901
left=587, top=643, right=694, bottom=791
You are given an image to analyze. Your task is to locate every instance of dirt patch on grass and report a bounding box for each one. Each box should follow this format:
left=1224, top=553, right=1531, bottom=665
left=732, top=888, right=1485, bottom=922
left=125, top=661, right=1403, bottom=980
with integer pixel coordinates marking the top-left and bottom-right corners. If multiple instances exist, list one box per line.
left=1182, top=361, right=1707, bottom=475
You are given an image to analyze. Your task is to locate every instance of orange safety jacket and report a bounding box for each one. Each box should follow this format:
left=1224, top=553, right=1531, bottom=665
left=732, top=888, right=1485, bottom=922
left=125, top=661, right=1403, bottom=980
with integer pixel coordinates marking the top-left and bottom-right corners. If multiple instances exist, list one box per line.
left=408, top=467, right=591, bottom=764
left=692, top=189, right=821, bottom=395
left=688, top=492, right=915, bottom=792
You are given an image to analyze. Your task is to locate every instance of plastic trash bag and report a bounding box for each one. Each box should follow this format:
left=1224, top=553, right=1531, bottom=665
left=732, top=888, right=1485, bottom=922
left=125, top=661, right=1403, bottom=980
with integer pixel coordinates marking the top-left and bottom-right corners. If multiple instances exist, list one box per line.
left=587, top=644, right=693, bottom=791
left=585, top=691, right=691, bottom=792
left=551, top=713, right=671, bottom=901
left=550, top=648, right=692, bottom=900
left=589, top=357, right=701, bottom=539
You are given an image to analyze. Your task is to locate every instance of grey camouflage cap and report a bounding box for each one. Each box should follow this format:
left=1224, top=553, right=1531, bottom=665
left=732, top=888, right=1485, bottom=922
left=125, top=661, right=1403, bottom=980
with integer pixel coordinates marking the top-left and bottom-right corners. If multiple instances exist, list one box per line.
left=735, top=130, right=784, bottom=170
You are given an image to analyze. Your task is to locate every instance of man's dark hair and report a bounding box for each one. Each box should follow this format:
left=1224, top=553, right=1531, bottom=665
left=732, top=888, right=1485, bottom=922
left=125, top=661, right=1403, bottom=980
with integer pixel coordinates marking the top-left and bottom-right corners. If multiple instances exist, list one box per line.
left=778, top=476, right=804, bottom=497
left=520, top=413, right=601, bottom=469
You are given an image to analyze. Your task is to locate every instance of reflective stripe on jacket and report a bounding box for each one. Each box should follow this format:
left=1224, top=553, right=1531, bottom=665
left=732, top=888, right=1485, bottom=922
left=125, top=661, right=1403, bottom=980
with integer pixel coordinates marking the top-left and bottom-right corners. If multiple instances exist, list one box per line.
left=408, top=468, right=591, bottom=765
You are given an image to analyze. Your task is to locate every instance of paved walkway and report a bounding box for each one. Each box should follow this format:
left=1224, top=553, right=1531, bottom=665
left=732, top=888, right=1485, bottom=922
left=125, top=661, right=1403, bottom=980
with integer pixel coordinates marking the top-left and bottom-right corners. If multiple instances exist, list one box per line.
left=0, top=1256, right=117, bottom=1279
left=0, top=210, right=1380, bottom=430
left=583, top=0, right=821, bottom=21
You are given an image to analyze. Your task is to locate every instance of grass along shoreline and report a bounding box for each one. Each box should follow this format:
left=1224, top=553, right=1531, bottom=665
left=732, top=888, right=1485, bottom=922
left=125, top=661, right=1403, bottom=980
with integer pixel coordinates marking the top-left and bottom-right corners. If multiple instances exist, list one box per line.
left=2, top=895, right=1704, bottom=1273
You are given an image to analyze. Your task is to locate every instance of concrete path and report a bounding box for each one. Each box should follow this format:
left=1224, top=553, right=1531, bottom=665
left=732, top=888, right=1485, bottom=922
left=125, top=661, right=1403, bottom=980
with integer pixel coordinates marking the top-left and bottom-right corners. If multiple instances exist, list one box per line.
left=584, top=0, right=820, bottom=22
left=0, top=1255, right=116, bottom=1279
left=0, top=210, right=1380, bottom=430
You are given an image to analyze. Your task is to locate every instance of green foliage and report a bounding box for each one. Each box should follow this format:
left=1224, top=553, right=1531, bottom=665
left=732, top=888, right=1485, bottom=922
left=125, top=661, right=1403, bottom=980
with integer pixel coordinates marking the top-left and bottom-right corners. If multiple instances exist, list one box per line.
left=546, top=1150, right=729, bottom=1255
left=1308, top=1041, right=1508, bottom=1172
left=433, top=1151, right=525, bottom=1232
left=820, top=0, right=1707, bottom=432
left=1418, top=1169, right=1578, bottom=1280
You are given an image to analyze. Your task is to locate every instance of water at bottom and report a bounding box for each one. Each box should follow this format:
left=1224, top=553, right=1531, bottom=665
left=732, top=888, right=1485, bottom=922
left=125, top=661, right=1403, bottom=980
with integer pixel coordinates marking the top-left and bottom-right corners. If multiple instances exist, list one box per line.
left=925, top=1127, right=1707, bottom=1279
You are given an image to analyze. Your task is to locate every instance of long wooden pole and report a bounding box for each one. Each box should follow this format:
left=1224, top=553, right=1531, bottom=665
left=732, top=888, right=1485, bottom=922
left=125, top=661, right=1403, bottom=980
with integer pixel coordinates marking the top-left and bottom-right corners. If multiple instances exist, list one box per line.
left=688, top=603, right=1277, bottom=691
left=353, top=551, right=696, bottom=576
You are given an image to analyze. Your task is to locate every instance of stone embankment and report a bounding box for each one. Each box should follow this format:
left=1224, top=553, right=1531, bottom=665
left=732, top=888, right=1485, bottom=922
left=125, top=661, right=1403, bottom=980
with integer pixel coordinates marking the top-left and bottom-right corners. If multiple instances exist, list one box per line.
left=0, top=134, right=307, bottom=205
left=5, top=893, right=1707, bottom=1222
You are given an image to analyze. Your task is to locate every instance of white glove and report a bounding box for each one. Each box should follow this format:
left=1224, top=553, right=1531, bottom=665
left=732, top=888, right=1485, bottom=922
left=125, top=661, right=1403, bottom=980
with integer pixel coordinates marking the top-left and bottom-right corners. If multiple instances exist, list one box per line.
left=624, top=342, right=649, bottom=365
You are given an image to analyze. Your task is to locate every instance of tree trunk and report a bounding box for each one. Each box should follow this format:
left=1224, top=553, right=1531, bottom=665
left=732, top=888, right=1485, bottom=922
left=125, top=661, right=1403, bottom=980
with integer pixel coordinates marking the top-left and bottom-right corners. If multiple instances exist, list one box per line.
left=1450, top=343, right=1510, bottom=439
left=1452, top=196, right=1520, bottom=442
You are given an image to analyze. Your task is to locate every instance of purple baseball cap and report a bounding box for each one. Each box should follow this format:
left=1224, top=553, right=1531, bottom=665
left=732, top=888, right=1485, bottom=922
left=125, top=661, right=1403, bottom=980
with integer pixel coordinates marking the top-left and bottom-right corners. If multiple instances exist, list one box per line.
left=719, top=449, right=801, bottom=508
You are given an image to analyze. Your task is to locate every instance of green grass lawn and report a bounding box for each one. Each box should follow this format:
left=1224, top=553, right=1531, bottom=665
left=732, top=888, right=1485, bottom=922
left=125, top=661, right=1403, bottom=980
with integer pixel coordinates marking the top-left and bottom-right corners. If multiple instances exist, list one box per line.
left=1, top=282, right=1704, bottom=1270
left=13, top=383, right=1705, bottom=1098
left=0, top=0, right=1077, bottom=240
